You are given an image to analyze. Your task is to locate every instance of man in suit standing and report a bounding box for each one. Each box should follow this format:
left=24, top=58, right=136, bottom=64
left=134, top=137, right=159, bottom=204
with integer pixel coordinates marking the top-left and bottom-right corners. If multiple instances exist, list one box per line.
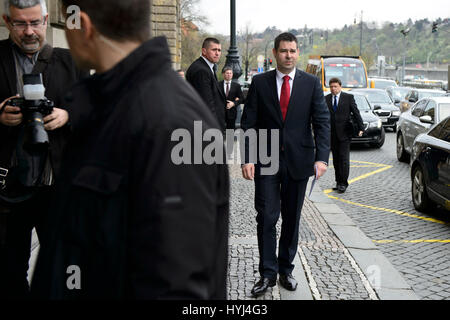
left=220, top=66, right=244, bottom=130
left=241, top=33, right=330, bottom=296
left=326, top=78, right=364, bottom=193
left=186, top=38, right=232, bottom=131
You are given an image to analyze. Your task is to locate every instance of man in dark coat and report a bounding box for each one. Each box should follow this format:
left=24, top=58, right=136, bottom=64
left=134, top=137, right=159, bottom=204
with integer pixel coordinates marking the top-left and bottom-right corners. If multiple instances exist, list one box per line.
left=31, top=0, right=229, bottom=300
left=186, top=38, right=229, bottom=132
left=0, top=0, right=85, bottom=299
left=220, top=66, right=244, bottom=130
left=325, top=78, right=364, bottom=193
left=241, top=33, right=330, bottom=297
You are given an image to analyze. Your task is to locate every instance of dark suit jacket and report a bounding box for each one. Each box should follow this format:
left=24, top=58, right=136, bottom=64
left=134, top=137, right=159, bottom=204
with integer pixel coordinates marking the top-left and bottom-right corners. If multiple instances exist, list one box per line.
left=241, top=69, right=330, bottom=180
left=0, top=38, right=86, bottom=176
left=186, top=57, right=226, bottom=131
left=325, top=92, right=364, bottom=142
left=220, top=80, right=244, bottom=128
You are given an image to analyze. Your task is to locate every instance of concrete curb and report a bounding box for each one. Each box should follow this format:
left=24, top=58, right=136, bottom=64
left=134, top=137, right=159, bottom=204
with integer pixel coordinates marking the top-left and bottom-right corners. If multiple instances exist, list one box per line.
left=306, top=179, right=419, bottom=300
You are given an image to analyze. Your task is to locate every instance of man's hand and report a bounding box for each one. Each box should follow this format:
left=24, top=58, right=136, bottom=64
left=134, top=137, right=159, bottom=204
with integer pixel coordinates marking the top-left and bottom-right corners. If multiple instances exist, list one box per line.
left=0, top=95, right=22, bottom=126
left=226, top=100, right=235, bottom=110
left=44, top=108, right=69, bottom=131
left=314, top=161, right=327, bottom=179
left=242, top=163, right=255, bottom=180
left=358, top=130, right=363, bottom=137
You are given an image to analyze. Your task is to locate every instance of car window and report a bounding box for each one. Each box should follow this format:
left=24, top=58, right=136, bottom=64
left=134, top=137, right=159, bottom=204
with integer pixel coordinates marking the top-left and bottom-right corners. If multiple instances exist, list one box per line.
left=423, top=100, right=436, bottom=119
left=437, top=103, right=450, bottom=122
left=352, top=95, right=371, bottom=111
left=366, top=91, right=392, bottom=104
left=411, top=100, right=428, bottom=117
left=438, top=118, right=450, bottom=143
left=411, top=91, right=418, bottom=101
left=428, top=120, right=446, bottom=139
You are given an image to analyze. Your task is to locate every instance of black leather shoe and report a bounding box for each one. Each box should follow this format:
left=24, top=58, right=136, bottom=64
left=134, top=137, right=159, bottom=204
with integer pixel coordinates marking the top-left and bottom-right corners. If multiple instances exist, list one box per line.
left=251, top=277, right=276, bottom=297
left=279, top=274, right=298, bottom=291
left=337, top=185, right=347, bottom=193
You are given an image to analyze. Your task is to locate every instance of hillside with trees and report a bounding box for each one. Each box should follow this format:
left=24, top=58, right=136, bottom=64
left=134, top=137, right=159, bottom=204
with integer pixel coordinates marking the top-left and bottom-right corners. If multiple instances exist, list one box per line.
left=180, top=1, right=448, bottom=80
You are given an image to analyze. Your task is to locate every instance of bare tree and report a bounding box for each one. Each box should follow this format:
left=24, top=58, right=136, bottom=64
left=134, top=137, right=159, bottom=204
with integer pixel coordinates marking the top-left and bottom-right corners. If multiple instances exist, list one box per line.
left=180, top=0, right=209, bottom=30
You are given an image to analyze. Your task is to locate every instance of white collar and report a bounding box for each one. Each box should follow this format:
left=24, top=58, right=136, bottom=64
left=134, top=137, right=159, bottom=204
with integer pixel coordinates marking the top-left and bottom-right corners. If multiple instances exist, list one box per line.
left=276, top=68, right=296, bottom=81
left=201, top=56, right=215, bottom=73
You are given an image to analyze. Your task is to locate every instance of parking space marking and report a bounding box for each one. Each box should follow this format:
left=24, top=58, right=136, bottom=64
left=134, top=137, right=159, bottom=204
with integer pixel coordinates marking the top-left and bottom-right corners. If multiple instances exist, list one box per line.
left=373, top=239, right=450, bottom=244
left=323, top=160, right=448, bottom=226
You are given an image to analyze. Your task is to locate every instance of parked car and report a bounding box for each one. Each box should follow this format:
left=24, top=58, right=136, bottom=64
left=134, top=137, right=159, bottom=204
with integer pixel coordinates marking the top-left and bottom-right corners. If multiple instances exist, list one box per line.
left=385, top=86, right=411, bottom=107
left=410, top=116, right=450, bottom=212
left=349, top=92, right=385, bottom=148
left=369, top=78, right=398, bottom=89
left=399, top=88, right=446, bottom=113
left=351, top=88, right=401, bottom=132
left=397, top=96, right=450, bottom=162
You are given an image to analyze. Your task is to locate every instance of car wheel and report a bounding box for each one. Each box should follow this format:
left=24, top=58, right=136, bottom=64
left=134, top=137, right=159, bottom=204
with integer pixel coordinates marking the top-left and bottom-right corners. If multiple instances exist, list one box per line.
left=412, top=165, right=433, bottom=212
left=370, top=134, right=385, bottom=148
left=396, top=132, right=409, bottom=162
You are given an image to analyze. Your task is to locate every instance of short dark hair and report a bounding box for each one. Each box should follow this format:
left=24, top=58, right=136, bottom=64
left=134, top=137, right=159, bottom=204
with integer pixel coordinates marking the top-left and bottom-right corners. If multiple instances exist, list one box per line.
left=222, top=66, right=233, bottom=74
left=202, top=37, right=220, bottom=49
left=329, top=78, right=342, bottom=86
left=274, top=32, right=298, bottom=51
left=60, top=0, right=150, bottom=43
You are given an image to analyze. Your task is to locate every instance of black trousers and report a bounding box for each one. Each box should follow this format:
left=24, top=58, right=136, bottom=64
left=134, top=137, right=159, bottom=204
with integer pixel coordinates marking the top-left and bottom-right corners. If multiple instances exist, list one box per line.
left=254, top=155, right=308, bottom=280
left=331, top=136, right=351, bottom=187
left=0, top=191, right=49, bottom=300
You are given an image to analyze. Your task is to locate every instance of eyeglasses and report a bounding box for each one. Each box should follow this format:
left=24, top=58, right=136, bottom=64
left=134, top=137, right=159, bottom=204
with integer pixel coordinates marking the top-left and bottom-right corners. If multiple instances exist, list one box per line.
left=8, top=17, right=47, bottom=31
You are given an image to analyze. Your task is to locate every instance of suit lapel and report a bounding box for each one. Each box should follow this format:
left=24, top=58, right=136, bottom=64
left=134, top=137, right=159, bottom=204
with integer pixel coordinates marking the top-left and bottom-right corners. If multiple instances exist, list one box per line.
left=269, top=70, right=283, bottom=124
left=284, top=69, right=303, bottom=122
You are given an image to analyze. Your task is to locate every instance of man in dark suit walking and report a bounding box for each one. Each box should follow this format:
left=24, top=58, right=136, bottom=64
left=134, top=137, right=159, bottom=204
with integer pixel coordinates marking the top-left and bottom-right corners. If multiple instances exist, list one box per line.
left=186, top=38, right=231, bottom=131
left=220, top=66, right=244, bottom=130
left=326, top=78, right=364, bottom=193
left=241, top=33, right=330, bottom=296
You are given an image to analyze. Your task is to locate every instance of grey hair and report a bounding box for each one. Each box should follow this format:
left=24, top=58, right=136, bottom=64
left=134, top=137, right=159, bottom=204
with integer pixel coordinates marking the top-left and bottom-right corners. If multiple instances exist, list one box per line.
left=3, top=0, right=48, bottom=16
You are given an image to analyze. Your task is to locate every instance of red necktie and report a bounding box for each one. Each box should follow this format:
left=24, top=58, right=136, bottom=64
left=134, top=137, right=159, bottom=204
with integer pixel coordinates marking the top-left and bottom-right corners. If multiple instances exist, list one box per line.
left=226, top=82, right=230, bottom=97
left=280, top=75, right=291, bottom=121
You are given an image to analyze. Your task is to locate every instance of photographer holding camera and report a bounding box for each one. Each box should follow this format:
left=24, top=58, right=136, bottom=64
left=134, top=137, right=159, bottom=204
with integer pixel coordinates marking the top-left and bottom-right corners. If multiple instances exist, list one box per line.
left=0, top=0, right=85, bottom=299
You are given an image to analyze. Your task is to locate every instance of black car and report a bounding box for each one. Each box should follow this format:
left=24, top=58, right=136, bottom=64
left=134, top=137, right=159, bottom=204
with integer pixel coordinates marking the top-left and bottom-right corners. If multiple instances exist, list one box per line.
left=351, top=88, right=401, bottom=132
left=349, top=92, right=385, bottom=148
left=410, top=116, right=450, bottom=212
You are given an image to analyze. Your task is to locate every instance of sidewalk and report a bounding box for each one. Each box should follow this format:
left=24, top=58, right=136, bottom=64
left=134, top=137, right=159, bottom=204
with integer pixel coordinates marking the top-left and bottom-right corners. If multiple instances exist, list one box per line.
left=227, top=164, right=419, bottom=300
left=27, top=163, right=419, bottom=300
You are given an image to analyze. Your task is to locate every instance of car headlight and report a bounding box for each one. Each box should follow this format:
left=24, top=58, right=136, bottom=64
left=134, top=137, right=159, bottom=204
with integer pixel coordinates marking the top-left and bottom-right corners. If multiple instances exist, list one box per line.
left=369, top=120, right=382, bottom=129
left=392, top=111, right=401, bottom=117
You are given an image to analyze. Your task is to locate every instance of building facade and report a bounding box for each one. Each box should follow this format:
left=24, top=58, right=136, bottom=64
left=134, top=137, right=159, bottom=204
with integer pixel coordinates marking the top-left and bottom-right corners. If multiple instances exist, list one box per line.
left=0, top=0, right=181, bottom=69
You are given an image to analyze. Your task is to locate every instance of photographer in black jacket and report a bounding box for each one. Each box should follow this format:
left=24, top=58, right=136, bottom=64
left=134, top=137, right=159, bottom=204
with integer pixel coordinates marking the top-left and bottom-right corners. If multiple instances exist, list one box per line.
left=0, top=0, right=85, bottom=299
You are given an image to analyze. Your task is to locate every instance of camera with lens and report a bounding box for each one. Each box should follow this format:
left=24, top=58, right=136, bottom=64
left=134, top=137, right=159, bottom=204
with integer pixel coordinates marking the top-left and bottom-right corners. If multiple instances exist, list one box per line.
left=7, top=74, right=54, bottom=149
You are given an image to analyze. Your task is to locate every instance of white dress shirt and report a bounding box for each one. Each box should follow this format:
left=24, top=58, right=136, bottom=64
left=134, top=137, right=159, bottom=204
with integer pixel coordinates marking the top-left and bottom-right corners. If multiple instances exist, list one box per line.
left=224, top=81, right=232, bottom=96
left=201, top=56, right=215, bottom=75
left=332, top=92, right=341, bottom=106
left=275, top=68, right=296, bottom=101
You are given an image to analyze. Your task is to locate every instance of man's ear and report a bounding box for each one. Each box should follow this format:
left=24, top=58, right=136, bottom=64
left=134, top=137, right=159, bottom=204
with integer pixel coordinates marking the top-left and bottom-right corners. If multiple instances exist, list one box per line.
left=201, top=47, right=207, bottom=57
left=79, top=11, right=94, bottom=39
left=2, top=14, right=11, bottom=31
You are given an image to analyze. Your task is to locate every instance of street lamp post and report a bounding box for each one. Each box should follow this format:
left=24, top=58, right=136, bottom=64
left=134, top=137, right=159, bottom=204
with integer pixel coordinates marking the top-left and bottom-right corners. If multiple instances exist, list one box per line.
left=224, top=0, right=242, bottom=81
left=400, top=28, right=410, bottom=86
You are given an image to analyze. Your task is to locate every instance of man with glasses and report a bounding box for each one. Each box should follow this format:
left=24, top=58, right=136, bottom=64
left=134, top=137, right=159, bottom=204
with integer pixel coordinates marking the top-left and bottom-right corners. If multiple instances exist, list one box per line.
left=0, top=0, right=85, bottom=299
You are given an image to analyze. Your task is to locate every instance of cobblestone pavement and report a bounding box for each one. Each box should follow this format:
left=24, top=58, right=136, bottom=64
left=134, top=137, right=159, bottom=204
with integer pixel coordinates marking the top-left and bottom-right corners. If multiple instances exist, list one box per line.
left=227, top=163, right=378, bottom=300
left=317, top=131, right=450, bottom=300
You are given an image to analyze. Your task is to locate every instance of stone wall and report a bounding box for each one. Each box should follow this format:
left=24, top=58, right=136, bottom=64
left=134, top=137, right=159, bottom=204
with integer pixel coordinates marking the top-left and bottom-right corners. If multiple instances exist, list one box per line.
left=151, top=0, right=182, bottom=69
